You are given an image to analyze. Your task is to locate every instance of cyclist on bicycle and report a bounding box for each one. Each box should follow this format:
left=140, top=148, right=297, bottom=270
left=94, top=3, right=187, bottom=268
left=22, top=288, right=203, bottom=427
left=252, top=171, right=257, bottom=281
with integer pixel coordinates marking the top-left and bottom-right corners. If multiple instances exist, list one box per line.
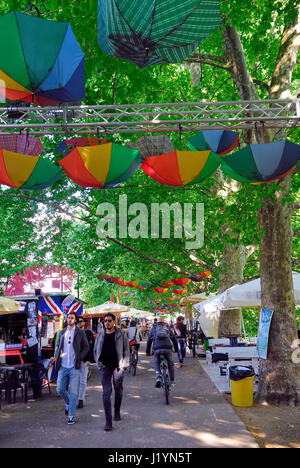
left=126, top=320, right=142, bottom=356
left=146, top=318, right=178, bottom=388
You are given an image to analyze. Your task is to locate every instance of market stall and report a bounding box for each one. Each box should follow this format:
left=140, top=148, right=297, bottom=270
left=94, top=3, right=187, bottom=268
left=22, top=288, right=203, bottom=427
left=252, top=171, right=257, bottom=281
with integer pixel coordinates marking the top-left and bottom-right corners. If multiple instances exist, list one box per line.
left=83, top=302, right=129, bottom=332
left=0, top=297, right=25, bottom=364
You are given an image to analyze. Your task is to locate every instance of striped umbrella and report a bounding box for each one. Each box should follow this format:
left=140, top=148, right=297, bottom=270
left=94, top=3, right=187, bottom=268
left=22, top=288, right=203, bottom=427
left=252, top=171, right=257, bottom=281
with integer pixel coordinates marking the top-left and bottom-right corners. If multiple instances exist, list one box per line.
left=98, top=0, right=221, bottom=68
left=59, top=142, right=141, bottom=188
left=0, top=134, right=44, bottom=156
left=188, top=130, right=240, bottom=155
left=221, top=140, right=300, bottom=184
left=141, top=150, right=221, bottom=186
left=0, top=150, right=61, bottom=189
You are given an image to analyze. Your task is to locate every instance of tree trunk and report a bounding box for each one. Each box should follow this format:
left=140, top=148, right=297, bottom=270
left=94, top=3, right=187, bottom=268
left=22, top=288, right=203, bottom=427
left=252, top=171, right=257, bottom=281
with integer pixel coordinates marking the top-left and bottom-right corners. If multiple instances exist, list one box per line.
left=256, top=176, right=299, bottom=405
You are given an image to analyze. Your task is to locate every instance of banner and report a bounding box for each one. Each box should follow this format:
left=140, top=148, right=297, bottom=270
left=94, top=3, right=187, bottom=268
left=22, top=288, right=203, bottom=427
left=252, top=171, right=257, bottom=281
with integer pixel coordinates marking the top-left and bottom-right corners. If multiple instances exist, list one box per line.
left=257, top=308, right=274, bottom=359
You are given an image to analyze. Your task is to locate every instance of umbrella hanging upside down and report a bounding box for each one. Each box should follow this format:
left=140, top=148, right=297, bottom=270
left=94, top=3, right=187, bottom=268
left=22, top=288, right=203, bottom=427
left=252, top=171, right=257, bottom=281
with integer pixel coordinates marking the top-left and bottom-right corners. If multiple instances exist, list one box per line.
left=98, top=0, right=221, bottom=68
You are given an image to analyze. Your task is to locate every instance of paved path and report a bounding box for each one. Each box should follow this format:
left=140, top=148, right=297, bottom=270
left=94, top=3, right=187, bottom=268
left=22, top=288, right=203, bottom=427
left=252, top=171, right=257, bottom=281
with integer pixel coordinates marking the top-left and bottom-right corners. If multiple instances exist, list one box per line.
left=0, top=342, right=258, bottom=448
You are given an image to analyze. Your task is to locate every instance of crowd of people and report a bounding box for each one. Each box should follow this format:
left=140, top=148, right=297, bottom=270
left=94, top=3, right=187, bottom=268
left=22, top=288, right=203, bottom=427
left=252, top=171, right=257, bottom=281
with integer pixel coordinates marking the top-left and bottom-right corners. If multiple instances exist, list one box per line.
left=54, top=311, right=189, bottom=430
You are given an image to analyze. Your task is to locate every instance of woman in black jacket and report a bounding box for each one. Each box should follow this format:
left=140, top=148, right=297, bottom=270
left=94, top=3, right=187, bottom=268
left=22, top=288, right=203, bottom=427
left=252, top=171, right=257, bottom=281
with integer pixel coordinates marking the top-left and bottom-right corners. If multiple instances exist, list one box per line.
left=174, top=316, right=187, bottom=367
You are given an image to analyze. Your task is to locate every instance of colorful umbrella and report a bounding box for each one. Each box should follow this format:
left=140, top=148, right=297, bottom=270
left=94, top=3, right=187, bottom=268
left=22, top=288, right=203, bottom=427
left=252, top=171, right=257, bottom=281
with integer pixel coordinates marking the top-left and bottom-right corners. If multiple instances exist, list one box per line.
left=98, top=0, right=221, bottom=68
left=221, top=140, right=300, bottom=184
left=0, top=150, right=62, bottom=189
left=59, top=142, right=141, bottom=188
left=0, top=11, right=85, bottom=106
left=141, top=150, right=221, bottom=186
left=188, top=130, right=240, bottom=155
left=0, top=134, right=44, bottom=156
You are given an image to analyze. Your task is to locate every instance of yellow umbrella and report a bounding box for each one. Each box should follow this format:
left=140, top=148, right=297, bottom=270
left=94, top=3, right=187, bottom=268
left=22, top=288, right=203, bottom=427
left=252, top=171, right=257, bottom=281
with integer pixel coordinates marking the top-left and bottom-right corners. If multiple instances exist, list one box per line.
left=0, top=297, right=20, bottom=314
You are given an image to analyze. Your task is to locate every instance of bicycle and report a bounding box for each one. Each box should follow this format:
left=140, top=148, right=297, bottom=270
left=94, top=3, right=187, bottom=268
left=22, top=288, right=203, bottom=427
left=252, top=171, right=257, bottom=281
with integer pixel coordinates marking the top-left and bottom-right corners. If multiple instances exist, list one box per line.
left=159, top=353, right=170, bottom=405
left=128, top=344, right=138, bottom=376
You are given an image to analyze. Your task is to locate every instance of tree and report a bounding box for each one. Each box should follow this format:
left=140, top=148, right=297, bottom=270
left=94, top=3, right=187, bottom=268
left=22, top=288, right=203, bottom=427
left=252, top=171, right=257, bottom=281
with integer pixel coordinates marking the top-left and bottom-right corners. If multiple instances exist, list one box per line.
left=188, top=0, right=300, bottom=405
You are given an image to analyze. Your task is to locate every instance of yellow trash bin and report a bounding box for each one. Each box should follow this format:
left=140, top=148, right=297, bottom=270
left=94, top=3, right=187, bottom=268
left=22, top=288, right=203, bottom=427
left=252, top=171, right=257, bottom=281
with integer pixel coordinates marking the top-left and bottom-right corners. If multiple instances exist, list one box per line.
left=230, top=366, right=255, bottom=407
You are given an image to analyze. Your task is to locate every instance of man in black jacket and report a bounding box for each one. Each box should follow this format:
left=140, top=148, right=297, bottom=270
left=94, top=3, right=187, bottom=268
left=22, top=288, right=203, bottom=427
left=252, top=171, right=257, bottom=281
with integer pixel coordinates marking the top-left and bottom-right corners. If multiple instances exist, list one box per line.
left=55, top=312, right=89, bottom=425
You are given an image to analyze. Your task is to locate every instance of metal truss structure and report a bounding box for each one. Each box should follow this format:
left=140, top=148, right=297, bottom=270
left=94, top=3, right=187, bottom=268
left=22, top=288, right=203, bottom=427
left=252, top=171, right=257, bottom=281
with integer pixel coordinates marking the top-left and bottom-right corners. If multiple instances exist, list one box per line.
left=0, top=98, right=299, bottom=136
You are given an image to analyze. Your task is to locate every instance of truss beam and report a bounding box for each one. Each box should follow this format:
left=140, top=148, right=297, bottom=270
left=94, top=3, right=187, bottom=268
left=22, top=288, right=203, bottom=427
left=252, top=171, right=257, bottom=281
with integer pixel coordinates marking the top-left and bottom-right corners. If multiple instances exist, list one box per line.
left=0, top=99, right=298, bottom=136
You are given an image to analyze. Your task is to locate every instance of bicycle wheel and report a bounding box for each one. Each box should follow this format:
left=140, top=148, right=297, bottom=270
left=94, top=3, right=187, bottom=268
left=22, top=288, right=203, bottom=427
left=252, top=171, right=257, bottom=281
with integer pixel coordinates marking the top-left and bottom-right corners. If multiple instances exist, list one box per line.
left=132, top=352, right=138, bottom=376
left=162, top=366, right=170, bottom=405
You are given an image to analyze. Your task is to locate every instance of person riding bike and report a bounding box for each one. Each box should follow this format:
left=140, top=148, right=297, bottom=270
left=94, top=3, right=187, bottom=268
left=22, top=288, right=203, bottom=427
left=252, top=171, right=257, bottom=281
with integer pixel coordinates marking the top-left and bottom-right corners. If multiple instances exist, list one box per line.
left=126, top=320, right=142, bottom=359
left=146, top=318, right=178, bottom=388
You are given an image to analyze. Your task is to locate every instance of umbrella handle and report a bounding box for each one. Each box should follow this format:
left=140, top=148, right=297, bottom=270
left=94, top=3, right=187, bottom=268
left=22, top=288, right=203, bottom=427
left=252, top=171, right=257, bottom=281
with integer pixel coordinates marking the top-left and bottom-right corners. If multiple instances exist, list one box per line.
left=29, top=3, right=41, bottom=17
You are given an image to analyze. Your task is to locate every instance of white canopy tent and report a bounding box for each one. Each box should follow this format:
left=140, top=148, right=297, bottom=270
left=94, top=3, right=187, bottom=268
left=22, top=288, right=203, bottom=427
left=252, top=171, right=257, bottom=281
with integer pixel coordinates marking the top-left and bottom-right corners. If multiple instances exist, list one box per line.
left=194, top=272, right=300, bottom=338
left=222, top=271, right=300, bottom=307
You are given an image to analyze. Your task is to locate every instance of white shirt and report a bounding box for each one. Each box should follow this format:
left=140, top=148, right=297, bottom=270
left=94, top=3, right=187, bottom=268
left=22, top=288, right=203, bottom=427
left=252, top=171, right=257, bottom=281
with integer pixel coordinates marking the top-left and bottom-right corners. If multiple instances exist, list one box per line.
left=61, top=327, right=76, bottom=369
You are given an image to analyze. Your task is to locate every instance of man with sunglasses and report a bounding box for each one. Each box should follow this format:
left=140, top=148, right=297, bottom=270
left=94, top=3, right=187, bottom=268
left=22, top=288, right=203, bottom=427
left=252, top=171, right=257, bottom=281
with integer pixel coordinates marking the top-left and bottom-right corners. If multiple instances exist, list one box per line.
left=55, top=312, right=89, bottom=425
left=94, top=313, right=129, bottom=431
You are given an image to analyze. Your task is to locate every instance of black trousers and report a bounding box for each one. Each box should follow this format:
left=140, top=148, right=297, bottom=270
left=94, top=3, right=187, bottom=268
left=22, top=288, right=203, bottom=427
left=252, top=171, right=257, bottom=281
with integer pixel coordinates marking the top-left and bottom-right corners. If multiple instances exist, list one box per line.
left=100, top=366, right=124, bottom=425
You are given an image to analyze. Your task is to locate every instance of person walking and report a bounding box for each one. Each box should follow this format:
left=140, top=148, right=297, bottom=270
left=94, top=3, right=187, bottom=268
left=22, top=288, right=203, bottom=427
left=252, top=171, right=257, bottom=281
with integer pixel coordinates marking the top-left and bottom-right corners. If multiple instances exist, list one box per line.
left=94, top=313, right=129, bottom=431
left=146, top=318, right=178, bottom=388
left=77, top=316, right=95, bottom=409
left=55, top=312, right=89, bottom=425
left=174, top=316, right=187, bottom=367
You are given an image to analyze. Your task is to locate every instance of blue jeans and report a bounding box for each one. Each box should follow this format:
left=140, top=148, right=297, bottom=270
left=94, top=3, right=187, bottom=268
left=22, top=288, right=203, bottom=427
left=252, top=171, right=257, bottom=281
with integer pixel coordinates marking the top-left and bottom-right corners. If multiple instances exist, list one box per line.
left=177, top=339, right=186, bottom=363
left=57, top=366, right=80, bottom=416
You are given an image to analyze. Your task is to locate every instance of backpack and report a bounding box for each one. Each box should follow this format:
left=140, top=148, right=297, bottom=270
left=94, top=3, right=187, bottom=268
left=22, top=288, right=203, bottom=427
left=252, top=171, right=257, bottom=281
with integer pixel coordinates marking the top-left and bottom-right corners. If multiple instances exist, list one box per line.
left=155, top=324, right=170, bottom=341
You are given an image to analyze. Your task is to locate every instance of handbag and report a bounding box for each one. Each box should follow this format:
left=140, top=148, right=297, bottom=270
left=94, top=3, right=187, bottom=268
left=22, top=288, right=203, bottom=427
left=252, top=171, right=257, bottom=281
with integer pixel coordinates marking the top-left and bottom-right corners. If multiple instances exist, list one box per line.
left=129, top=328, right=137, bottom=347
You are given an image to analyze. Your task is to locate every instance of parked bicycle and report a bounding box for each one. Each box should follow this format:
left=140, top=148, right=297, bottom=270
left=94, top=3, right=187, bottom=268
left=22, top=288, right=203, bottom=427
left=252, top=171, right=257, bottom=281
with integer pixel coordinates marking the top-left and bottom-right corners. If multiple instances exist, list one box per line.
left=159, top=353, right=170, bottom=405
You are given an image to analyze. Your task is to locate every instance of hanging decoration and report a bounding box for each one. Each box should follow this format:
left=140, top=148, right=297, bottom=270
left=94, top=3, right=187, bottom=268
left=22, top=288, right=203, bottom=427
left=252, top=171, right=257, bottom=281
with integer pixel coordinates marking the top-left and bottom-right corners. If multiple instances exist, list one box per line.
left=59, top=142, right=141, bottom=188
left=141, top=150, right=221, bottom=186
left=153, top=288, right=168, bottom=294
left=221, top=140, right=300, bottom=183
left=0, top=150, right=61, bottom=189
left=171, top=278, right=191, bottom=286
left=0, top=10, right=85, bottom=106
left=172, top=289, right=187, bottom=294
left=159, top=281, right=174, bottom=288
left=188, top=130, right=240, bottom=155
left=98, top=0, right=221, bottom=68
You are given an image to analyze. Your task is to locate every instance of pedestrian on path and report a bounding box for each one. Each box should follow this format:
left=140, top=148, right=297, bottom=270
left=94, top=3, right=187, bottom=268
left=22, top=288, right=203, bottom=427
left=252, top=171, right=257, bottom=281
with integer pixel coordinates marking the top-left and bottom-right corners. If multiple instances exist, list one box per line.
left=77, top=316, right=95, bottom=409
left=94, top=313, right=129, bottom=432
left=174, top=316, right=187, bottom=367
left=55, top=312, right=89, bottom=425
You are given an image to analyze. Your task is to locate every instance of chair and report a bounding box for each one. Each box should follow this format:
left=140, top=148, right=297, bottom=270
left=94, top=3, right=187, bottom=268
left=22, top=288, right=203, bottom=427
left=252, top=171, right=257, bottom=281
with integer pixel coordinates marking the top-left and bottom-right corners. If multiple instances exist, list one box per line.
left=3, top=369, right=20, bottom=404
left=28, top=363, right=44, bottom=399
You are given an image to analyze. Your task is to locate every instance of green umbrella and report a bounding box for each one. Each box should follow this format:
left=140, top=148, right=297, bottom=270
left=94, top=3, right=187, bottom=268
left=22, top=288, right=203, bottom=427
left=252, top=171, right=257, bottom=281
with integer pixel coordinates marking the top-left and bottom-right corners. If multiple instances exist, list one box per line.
left=98, top=0, right=221, bottom=68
